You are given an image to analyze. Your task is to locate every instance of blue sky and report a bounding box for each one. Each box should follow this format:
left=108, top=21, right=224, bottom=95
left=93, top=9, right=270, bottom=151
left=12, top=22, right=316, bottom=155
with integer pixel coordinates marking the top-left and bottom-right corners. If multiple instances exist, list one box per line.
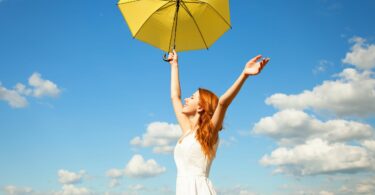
left=1, top=0, right=375, bottom=194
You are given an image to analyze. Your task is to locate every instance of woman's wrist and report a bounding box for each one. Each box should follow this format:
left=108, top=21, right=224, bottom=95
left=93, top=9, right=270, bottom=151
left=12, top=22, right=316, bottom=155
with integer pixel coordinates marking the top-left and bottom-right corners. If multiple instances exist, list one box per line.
left=241, top=71, right=250, bottom=79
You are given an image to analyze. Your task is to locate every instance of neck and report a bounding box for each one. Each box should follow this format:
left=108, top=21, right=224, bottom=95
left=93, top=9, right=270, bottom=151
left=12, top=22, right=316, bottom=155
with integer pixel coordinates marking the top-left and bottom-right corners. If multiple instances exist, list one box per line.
left=188, top=113, right=200, bottom=131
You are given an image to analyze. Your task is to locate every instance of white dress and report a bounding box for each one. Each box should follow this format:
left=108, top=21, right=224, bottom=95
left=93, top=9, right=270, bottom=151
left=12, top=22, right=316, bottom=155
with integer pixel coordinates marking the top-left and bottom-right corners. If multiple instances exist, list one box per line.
left=174, top=129, right=219, bottom=195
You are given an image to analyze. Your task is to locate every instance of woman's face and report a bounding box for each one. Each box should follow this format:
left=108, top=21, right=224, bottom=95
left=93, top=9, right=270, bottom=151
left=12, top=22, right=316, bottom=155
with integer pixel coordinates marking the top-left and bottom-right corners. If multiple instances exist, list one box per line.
left=182, top=91, right=200, bottom=115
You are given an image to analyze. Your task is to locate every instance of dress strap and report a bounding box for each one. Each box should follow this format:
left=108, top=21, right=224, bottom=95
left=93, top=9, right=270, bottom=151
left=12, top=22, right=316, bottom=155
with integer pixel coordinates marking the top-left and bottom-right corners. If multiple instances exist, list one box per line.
left=178, top=129, right=193, bottom=143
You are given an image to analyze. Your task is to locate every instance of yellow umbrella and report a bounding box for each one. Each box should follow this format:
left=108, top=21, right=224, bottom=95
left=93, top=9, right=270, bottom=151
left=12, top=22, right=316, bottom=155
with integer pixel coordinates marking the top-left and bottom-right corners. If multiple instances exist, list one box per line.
left=117, top=0, right=231, bottom=55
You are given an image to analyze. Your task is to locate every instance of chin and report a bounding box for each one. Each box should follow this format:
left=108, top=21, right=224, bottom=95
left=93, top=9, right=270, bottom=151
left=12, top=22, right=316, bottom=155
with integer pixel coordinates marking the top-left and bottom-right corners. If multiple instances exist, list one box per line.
left=182, top=109, right=193, bottom=115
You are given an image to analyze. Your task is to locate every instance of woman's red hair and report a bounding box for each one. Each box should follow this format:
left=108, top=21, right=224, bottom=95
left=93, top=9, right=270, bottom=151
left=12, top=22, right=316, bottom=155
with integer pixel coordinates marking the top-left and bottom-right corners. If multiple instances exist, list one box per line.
left=196, top=88, right=223, bottom=160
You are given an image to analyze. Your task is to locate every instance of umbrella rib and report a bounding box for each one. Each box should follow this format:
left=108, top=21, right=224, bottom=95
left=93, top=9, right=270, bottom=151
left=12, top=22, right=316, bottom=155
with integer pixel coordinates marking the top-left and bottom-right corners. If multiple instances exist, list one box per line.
left=132, top=1, right=173, bottom=39
left=180, top=1, right=209, bottom=49
left=185, top=1, right=232, bottom=29
left=117, top=0, right=141, bottom=6
left=158, top=1, right=177, bottom=11
left=180, top=1, right=203, bottom=3
left=168, top=0, right=180, bottom=52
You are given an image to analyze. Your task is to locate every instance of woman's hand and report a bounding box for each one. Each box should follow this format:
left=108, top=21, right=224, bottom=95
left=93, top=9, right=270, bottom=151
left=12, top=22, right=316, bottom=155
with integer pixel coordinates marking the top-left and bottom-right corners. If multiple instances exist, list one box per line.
left=243, top=55, right=270, bottom=76
left=167, top=49, right=178, bottom=66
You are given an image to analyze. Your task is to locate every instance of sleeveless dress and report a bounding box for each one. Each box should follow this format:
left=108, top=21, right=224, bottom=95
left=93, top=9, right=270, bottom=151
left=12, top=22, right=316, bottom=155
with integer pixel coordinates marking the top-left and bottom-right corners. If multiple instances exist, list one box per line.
left=173, top=129, right=219, bottom=195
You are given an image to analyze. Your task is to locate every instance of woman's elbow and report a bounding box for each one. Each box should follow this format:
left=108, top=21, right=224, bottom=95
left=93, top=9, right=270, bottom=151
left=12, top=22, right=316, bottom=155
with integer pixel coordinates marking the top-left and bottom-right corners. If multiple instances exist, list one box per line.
left=171, top=95, right=181, bottom=100
left=218, top=99, right=229, bottom=108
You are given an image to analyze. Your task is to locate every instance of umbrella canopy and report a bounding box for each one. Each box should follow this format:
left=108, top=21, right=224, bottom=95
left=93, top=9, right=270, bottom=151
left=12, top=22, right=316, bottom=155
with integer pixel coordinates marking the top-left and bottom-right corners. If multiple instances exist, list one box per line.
left=118, top=0, right=231, bottom=52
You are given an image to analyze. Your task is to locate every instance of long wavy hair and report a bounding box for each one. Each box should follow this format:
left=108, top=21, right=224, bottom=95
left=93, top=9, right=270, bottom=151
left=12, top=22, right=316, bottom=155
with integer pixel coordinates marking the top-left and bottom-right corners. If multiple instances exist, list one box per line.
left=195, top=88, right=223, bottom=160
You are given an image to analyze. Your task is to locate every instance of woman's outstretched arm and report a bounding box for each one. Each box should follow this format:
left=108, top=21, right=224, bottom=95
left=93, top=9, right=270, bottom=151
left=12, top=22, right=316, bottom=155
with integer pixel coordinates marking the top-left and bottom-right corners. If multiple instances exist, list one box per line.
left=168, top=50, right=190, bottom=134
left=211, top=55, right=270, bottom=131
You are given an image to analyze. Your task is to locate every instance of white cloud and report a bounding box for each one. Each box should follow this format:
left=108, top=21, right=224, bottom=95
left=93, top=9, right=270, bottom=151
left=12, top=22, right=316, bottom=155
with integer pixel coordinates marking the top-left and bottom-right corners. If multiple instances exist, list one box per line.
left=104, top=185, right=172, bottom=195
left=218, top=136, right=237, bottom=147
left=355, top=178, right=375, bottom=194
left=339, top=185, right=352, bottom=194
left=266, top=68, right=375, bottom=117
left=260, top=138, right=373, bottom=176
left=15, top=83, right=32, bottom=96
left=0, top=72, right=61, bottom=108
left=3, top=176, right=93, bottom=195
left=356, top=183, right=375, bottom=194
left=319, top=191, right=334, bottom=195
left=248, top=43, right=375, bottom=193
left=290, top=190, right=335, bottom=195
left=106, top=168, right=123, bottom=188
left=256, top=36, right=375, bottom=178
left=335, top=176, right=375, bottom=195
left=0, top=83, right=28, bottom=108
left=253, top=109, right=374, bottom=146
left=3, top=185, right=33, bottom=195
left=313, top=60, right=334, bottom=74
left=158, top=186, right=174, bottom=195
left=54, top=184, right=92, bottom=195
left=58, top=170, right=86, bottom=185
left=54, top=170, right=92, bottom=195
left=278, top=179, right=351, bottom=195
left=130, top=122, right=181, bottom=154
left=342, top=37, right=375, bottom=70
left=128, top=184, right=145, bottom=191
left=216, top=184, right=257, bottom=195
left=108, top=180, right=120, bottom=188
left=362, top=140, right=375, bottom=153
left=124, top=154, right=166, bottom=178
left=29, top=72, right=61, bottom=98
left=106, top=155, right=167, bottom=187
left=106, top=169, right=123, bottom=178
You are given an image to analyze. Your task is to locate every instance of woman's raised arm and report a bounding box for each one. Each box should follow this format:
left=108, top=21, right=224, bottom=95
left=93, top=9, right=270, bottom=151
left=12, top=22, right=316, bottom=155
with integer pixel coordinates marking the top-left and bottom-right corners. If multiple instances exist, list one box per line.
left=168, top=50, right=191, bottom=134
left=210, top=55, right=270, bottom=131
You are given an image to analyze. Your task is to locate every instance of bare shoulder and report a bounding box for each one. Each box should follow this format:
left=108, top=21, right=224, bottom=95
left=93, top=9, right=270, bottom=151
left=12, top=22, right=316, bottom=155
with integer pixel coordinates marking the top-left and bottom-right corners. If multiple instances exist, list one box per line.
left=178, top=115, right=191, bottom=134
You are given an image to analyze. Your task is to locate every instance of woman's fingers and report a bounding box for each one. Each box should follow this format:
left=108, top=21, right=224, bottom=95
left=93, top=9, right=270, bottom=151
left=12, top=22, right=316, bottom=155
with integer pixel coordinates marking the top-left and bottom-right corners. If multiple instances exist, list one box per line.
left=260, top=58, right=270, bottom=70
left=250, top=55, right=262, bottom=62
left=166, top=50, right=178, bottom=63
left=173, top=49, right=178, bottom=59
left=264, top=58, right=270, bottom=66
left=168, top=54, right=175, bottom=62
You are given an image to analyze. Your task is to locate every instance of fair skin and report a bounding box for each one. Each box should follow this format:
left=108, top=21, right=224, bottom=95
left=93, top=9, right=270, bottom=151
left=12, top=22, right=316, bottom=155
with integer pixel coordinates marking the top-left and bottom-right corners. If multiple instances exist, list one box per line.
left=168, top=50, right=270, bottom=136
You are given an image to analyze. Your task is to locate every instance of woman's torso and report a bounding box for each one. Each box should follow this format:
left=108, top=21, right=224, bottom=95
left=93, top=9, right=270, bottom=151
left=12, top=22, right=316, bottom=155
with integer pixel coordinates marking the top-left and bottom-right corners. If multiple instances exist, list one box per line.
left=174, top=129, right=219, bottom=178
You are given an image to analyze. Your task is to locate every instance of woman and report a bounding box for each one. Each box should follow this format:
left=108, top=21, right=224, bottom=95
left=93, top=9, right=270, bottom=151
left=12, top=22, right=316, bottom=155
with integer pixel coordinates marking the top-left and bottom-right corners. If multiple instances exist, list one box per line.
left=168, top=50, right=269, bottom=195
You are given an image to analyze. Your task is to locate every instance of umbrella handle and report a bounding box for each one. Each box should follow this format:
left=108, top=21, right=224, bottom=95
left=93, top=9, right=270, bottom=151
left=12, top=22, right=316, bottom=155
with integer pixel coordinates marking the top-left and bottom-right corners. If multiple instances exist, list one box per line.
left=163, top=53, right=171, bottom=62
